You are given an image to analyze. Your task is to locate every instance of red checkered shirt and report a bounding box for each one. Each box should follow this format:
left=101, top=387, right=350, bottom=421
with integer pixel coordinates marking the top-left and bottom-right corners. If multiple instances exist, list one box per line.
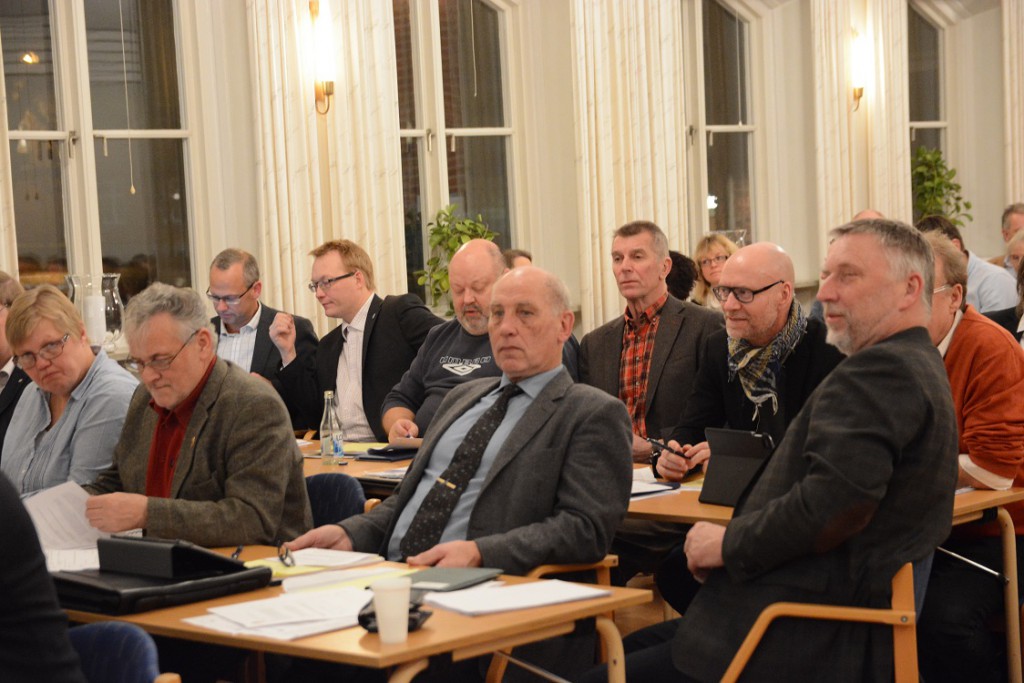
left=618, top=293, right=668, bottom=437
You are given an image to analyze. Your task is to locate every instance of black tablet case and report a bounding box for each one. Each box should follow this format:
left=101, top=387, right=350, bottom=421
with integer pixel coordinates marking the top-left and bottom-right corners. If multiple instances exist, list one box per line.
left=699, top=428, right=775, bottom=507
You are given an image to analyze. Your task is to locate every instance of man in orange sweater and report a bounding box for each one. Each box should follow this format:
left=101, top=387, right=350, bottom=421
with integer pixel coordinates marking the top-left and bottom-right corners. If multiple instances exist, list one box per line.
left=918, top=232, right=1024, bottom=683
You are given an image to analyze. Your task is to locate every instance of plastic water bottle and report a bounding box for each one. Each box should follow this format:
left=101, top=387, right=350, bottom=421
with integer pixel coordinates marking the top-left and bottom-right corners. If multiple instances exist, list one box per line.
left=320, top=391, right=345, bottom=465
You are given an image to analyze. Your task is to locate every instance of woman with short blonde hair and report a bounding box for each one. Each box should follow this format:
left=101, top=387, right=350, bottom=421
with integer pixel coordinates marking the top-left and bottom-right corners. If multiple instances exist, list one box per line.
left=1, top=285, right=137, bottom=496
left=691, top=233, right=739, bottom=310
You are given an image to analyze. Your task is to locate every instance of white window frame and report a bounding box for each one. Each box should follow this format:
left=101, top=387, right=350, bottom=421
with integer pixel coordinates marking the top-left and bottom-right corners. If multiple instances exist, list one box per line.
left=398, top=0, right=525, bottom=264
left=907, top=3, right=948, bottom=155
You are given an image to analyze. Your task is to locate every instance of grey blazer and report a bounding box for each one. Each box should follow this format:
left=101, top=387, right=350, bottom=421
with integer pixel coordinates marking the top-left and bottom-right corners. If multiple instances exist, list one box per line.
left=579, top=295, right=723, bottom=438
left=341, top=368, right=633, bottom=575
left=86, top=359, right=312, bottom=547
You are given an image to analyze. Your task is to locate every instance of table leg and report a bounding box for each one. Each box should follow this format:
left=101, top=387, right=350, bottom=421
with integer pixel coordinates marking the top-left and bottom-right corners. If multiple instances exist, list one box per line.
left=595, top=616, right=625, bottom=683
left=388, top=658, right=429, bottom=683
left=998, top=507, right=1022, bottom=683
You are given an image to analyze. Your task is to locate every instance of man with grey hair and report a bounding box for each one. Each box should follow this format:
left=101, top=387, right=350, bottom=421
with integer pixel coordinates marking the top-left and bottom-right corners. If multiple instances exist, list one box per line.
left=591, top=219, right=958, bottom=682
left=580, top=220, right=722, bottom=462
left=382, top=239, right=579, bottom=441
left=84, top=283, right=311, bottom=546
left=207, top=248, right=317, bottom=427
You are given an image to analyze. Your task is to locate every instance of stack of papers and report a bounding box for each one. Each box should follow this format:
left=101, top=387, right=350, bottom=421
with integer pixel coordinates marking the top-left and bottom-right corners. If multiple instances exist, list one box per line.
left=424, top=579, right=609, bottom=616
left=630, top=480, right=680, bottom=499
left=246, top=548, right=384, bottom=579
left=283, top=566, right=413, bottom=593
left=185, top=586, right=372, bottom=640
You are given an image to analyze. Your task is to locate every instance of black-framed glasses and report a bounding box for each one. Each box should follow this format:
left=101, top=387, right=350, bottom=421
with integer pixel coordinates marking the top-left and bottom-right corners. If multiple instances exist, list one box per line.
left=308, top=272, right=357, bottom=293
left=712, top=280, right=785, bottom=304
left=125, top=330, right=199, bottom=373
left=699, top=254, right=729, bottom=269
left=206, top=281, right=256, bottom=305
left=13, top=333, right=71, bottom=370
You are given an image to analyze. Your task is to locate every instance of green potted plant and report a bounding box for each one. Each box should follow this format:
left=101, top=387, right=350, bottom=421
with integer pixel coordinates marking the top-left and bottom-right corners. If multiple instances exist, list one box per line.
left=415, top=204, right=498, bottom=315
left=911, top=146, right=973, bottom=227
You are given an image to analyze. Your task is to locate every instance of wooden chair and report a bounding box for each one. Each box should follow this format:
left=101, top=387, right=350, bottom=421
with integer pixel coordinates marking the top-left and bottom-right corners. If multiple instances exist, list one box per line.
left=721, top=562, right=917, bottom=683
left=485, top=555, right=619, bottom=683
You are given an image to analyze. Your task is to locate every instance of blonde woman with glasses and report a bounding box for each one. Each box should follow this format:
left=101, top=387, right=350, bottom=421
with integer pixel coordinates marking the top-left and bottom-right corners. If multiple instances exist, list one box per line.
left=691, top=233, right=739, bottom=310
left=1, top=285, right=136, bottom=496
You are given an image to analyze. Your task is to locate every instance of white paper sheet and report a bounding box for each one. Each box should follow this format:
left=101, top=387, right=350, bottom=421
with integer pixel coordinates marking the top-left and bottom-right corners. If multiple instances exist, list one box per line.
left=24, top=482, right=108, bottom=550
left=424, top=579, right=609, bottom=615
left=43, top=548, right=100, bottom=572
left=208, top=586, right=371, bottom=629
left=286, top=548, right=384, bottom=568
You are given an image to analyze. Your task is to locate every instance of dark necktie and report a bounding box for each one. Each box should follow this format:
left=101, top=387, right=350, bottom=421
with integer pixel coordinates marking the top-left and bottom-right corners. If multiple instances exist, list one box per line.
left=399, top=383, right=523, bottom=558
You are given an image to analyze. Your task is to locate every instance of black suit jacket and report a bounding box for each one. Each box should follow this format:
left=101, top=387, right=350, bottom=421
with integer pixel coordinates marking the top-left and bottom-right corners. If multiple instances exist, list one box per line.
left=0, top=366, right=30, bottom=461
left=212, top=304, right=318, bottom=428
left=278, top=293, right=442, bottom=438
left=984, top=305, right=1023, bottom=341
left=670, top=317, right=845, bottom=446
left=579, top=295, right=723, bottom=439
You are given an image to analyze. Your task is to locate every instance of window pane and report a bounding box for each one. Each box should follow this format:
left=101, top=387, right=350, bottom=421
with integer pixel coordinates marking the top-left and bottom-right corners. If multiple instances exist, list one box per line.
left=84, top=0, right=181, bottom=130
left=706, top=132, right=751, bottom=243
left=911, top=129, right=943, bottom=157
left=447, top=136, right=510, bottom=250
left=440, top=0, right=504, bottom=128
left=703, top=0, right=748, bottom=126
left=402, top=138, right=426, bottom=298
left=908, top=7, right=941, bottom=122
left=2, top=0, right=58, bottom=131
left=10, top=141, right=68, bottom=289
left=94, top=139, right=190, bottom=299
left=394, top=0, right=417, bottom=130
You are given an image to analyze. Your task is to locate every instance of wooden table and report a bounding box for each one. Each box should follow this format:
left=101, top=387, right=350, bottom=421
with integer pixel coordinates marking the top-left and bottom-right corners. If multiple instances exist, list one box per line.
left=300, top=441, right=407, bottom=498
left=627, top=485, right=1024, bottom=683
left=67, top=548, right=651, bottom=683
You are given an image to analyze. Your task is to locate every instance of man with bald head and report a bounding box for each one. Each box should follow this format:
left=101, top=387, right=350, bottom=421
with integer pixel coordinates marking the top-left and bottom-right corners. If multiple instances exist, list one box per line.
left=651, top=242, right=844, bottom=612
left=382, top=239, right=578, bottom=441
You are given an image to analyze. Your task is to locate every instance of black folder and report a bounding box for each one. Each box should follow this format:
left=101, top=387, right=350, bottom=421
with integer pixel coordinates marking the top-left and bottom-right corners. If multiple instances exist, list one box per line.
left=698, top=428, right=775, bottom=507
left=53, top=536, right=272, bottom=615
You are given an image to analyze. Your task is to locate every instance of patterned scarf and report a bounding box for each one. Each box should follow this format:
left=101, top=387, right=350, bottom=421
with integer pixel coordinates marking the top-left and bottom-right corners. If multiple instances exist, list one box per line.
left=727, top=300, right=807, bottom=422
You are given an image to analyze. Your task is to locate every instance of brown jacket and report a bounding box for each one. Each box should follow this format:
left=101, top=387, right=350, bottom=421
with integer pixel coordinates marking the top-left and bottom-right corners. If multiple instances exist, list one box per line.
left=87, top=359, right=311, bottom=546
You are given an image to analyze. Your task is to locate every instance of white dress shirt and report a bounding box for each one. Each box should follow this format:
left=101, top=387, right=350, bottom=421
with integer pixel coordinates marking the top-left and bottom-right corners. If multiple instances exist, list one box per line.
left=216, top=304, right=262, bottom=371
left=335, top=296, right=375, bottom=441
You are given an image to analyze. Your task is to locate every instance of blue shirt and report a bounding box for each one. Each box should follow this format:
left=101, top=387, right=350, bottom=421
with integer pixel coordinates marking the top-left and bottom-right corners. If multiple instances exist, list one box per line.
left=387, top=366, right=563, bottom=559
left=966, top=251, right=1018, bottom=313
left=1, top=350, right=138, bottom=497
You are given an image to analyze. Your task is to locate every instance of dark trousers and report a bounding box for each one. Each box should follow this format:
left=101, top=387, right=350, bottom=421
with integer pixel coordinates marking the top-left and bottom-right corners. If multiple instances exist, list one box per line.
left=654, top=542, right=703, bottom=615
left=918, top=536, right=1024, bottom=683
left=576, top=619, right=699, bottom=683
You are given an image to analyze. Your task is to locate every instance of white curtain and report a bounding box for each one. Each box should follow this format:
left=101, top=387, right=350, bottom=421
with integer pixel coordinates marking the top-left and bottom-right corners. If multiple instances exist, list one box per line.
left=810, top=0, right=854, bottom=255
left=247, top=0, right=404, bottom=334
left=1004, top=0, right=1024, bottom=200
left=0, top=44, right=17, bottom=275
left=569, top=0, right=688, bottom=332
left=865, top=0, right=912, bottom=222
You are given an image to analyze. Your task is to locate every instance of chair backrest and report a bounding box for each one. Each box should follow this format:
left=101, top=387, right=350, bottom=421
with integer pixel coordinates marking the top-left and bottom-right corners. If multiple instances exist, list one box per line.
left=306, top=472, right=367, bottom=527
left=68, top=622, right=172, bottom=683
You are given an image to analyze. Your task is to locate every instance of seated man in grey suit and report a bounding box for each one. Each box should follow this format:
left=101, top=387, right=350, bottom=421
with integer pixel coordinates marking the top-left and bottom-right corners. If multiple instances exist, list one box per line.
left=207, top=248, right=318, bottom=428
left=586, top=219, right=959, bottom=682
left=382, top=239, right=578, bottom=442
left=580, top=220, right=722, bottom=462
left=84, top=283, right=311, bottom=547
left=288, top=267, right=632, bottom=679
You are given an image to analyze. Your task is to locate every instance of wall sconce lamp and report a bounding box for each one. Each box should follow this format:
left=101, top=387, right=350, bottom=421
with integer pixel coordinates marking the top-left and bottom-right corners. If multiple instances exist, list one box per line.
left=851, top=31, right=867, bottom=112
left=310, top=0, right=335, bottom=115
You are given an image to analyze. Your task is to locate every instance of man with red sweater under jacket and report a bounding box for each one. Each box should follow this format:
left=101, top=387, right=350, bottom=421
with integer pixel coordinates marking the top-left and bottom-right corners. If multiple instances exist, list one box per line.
left=918, top=232, right=1024, bottom=683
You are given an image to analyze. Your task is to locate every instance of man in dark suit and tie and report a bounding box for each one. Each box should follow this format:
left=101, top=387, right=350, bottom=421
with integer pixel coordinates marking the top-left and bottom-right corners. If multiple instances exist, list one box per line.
left=288, top=266, right=632, bottom=680
left=0, top=272, right=29, bottom=459
left=589, top=219, right=960, bottom=682
left=275, top=239, right=442, bottom=439
left=207, top=249, right=318, bottom=428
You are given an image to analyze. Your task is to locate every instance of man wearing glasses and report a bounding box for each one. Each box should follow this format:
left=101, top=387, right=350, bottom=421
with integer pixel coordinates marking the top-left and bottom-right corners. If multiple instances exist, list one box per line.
left=207, top=248, right=318, bottom=427
left=652, top=242, right=844, bottom=614
left=275, top=240, right=442, bottom=439
left=84, top=283, right=311, bottom=546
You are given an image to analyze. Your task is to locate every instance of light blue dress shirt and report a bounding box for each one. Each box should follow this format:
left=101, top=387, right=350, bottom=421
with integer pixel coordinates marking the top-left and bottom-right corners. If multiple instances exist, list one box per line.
left=387, top=366, right=562, bottom=559
left=1, top=350, right=138, bottom=497
left=966, top=251, right=1018, bottom=313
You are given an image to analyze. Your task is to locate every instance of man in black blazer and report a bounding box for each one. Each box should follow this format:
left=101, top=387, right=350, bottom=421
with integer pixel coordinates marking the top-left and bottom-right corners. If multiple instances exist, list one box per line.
left=589, top=219, right=959, bottom=682
left=276, top=240, right=442, bottom=439
left=0, top=272, right=28, bottom=460
left=207, top=249, right=318, bottom=428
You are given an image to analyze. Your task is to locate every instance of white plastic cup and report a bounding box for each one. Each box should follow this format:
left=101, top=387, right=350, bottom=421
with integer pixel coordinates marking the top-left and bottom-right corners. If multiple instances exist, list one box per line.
left=371, top=577, right=412, bottom=644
